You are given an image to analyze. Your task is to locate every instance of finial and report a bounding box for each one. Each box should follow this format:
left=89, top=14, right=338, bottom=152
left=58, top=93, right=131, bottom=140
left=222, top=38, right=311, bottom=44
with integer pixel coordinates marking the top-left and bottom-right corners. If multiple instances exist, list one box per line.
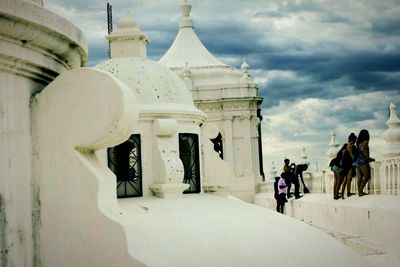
left=181, top=0, right=192, bottom=18
left=107, top=9, right=149, bottom=58
left=241, top=57, right=251, bottom=79
left=117, top=11, right=139, bottom=29
left=241, top=58, right=249, bottom=71
left=329, top=131, right=337, bottom=144
left=387, top=102, right=400, bottom=126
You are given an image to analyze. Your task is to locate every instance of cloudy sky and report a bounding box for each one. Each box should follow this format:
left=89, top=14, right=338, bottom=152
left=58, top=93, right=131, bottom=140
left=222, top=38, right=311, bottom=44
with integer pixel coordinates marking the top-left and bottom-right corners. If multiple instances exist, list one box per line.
left=45, top=0, right=400, bottom=176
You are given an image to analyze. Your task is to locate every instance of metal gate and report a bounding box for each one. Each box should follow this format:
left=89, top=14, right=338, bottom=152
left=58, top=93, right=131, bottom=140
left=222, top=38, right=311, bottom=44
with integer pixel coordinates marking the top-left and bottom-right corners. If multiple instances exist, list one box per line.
left=179, top=133, right=201, bottom=193
left=108, top=134, right=142, bottom=198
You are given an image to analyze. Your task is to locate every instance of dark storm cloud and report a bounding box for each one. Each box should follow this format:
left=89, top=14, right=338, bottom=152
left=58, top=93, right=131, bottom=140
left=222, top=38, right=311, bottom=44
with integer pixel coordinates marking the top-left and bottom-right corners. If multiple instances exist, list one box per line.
left=371, top=17, right=400, bottom=35
left=56, top=0, right=400, bottom=110
left=250, top=47, right=400, bottom=108
left=195, top=19, right=266, bottom=56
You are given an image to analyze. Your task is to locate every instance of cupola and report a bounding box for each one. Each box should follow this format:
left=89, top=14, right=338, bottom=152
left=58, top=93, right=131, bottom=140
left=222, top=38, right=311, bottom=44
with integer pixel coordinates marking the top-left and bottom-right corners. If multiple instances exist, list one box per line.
left=382, top=102, right=400, bottom=157
left=326, top=131, right=339, bottom=165
left=106, top=11, right=149, bottom=58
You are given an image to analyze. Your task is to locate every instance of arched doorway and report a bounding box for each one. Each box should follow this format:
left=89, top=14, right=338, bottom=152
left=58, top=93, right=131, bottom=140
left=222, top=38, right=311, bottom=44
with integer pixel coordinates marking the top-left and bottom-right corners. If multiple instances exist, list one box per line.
left=108, top=134, right=143, bottom=198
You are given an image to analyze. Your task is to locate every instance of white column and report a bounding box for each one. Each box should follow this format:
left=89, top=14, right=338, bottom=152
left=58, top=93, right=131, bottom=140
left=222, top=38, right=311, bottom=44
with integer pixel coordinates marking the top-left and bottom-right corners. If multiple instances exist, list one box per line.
left=250, top=116, right=261, bottom=178
left=241, top=115, right=253, bottom=176
left=223, top=115, right=234, bottom=167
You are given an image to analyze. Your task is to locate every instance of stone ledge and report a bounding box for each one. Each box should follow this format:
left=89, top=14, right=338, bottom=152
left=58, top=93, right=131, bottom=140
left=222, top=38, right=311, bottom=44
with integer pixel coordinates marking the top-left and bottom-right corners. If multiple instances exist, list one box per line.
left=0, top=0, right=87, bottom=71
left=254, top=193, right=400, bottom=256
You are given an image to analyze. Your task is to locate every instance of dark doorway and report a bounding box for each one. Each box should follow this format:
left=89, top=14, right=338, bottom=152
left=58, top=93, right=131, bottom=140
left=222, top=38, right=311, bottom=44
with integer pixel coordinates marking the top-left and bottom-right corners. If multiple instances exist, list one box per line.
left=210, top=132, right=223, bottom=159
left=179, top=133, right=201, bottom=194
left=108, top=134, right=142, bottom=198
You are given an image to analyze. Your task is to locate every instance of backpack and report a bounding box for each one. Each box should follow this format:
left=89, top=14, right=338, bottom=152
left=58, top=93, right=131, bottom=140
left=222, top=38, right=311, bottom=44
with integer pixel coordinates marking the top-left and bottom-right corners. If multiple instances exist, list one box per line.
left=340, top=149, right=353, bottom=170
left=329, top=157, right=338, bottom=167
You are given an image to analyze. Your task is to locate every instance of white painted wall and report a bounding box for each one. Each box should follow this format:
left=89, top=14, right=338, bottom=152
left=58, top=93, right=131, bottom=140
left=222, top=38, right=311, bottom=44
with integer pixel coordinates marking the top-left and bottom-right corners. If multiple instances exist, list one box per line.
left=32, top=68, right=144, bottom=267
left=0, top=1, right=87, bottom=265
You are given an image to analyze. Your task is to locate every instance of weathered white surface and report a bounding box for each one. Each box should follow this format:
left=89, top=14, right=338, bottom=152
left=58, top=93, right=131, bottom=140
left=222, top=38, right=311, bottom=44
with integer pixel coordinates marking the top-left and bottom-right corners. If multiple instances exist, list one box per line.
left=0, top=0, right=87, bottom=76
left=150, top=119, right=189, bottom=198
left=32, top=68, right=144, bottom=267
left=98, top=13, right=206, bottom=198
left=119, top=194, right=372, bottom=267
left=160, top=1, right=264, bottom=202
left=97, top=57, right=202, bottom=116
left=0, top=1, right=87, bottom=265
left=107, top=11, right=149, bottom=59
left=0, top=73, right=40, bottom=267
left=201, top=122, right=233, bottom=192
left=255, top=193, right=400, bottom=256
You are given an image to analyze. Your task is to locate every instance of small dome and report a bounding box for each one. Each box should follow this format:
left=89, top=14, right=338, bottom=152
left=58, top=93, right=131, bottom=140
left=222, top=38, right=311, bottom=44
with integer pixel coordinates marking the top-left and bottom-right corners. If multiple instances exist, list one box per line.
left=117, top=11, right=139, bottom=29
left=96, top=57, right=202, bottom=115
left=326, top=131, right=339, bottom=162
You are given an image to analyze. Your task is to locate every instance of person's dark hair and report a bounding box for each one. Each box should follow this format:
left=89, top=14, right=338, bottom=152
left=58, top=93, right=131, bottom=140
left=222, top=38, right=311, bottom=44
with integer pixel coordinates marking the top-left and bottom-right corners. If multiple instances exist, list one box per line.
left=284, top=159, right=290, bottom=164
left=348, top=133, right=357, bottom=143
left=356, top=129, right=370, bottom=146
left=337, top=144, right=347, bottom=158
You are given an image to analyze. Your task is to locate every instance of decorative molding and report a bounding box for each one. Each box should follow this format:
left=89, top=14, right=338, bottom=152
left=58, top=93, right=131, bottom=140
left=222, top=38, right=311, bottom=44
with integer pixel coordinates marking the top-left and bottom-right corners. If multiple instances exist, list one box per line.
left=0, top=0, right=87, bottom=73
left=196, top=102, right=223, bottom=112
left=0, top=45, right=60, bottom=84
left=223, top=101, right=250, bottom=111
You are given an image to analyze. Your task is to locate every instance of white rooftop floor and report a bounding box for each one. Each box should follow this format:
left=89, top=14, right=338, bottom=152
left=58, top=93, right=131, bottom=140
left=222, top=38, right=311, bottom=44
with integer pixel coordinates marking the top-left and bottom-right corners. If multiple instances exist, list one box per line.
left=118, top=194, right=372, bottom=267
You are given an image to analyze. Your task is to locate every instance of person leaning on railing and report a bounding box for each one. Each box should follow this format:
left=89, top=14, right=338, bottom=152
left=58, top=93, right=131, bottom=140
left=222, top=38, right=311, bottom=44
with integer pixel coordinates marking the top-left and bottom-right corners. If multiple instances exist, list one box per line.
left=354, top=129, right=375, bottom=196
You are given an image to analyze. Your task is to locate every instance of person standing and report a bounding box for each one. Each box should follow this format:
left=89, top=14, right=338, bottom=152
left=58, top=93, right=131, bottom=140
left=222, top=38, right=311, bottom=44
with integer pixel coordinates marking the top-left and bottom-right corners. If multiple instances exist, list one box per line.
left=283, top=159, right=301, bottom=198
left=339, top=133, right=357, bottom=198
left=276, top=173, right=288, bottom=214
left=274, top=176, right=281, bottom=213
left=354, top=129, right=375, bottom=196
left=330, top=145, right=346, bottom=200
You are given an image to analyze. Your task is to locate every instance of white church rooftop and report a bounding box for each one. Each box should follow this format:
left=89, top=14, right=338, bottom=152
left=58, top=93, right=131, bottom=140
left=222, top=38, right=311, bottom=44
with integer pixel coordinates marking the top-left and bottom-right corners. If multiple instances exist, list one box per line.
left=96, top=11, right=204, bottom=117
left=159, top=0, right=227, bottom=69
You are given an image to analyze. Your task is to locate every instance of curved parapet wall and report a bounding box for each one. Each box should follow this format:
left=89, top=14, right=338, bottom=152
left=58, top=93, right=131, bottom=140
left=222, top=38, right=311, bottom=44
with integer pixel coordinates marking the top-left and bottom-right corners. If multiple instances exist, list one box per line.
left=0, top=1, right=87, bottom=266
left=32, top=68, right=144, bottom=267
left=0, top=0, right=87, bottom=84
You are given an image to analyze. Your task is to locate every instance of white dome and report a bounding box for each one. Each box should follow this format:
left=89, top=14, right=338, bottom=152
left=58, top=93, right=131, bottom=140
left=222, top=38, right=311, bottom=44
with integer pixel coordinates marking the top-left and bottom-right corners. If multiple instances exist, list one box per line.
left=96, top=57, right=203, bottom=116
left=159, top=1, right=226, bottom=69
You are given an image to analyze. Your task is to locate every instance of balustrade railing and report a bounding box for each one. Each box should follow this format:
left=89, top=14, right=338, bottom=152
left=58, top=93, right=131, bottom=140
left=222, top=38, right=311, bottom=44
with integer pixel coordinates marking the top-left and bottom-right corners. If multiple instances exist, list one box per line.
left=379, top=157, right=399, bottom=195
left=260, top=158, right=399, bottom=196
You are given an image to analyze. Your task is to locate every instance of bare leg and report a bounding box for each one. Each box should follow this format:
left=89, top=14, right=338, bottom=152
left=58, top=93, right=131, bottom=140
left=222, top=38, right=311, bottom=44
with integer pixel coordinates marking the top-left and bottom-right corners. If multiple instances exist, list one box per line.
left=333, top=172, right=341, bottom=199
left=333, top=172, right=338, bottom=198
left=359, top=165, right=371, bottom=195
left=337, top=172, right=345, bottom=199
left=340, top=170, right=352, bottom=197
left=340, top=172, right=347, bottom=197
left=356, top=168, right=362, bottom=195
left=346, top=169, right=355, bottom=196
